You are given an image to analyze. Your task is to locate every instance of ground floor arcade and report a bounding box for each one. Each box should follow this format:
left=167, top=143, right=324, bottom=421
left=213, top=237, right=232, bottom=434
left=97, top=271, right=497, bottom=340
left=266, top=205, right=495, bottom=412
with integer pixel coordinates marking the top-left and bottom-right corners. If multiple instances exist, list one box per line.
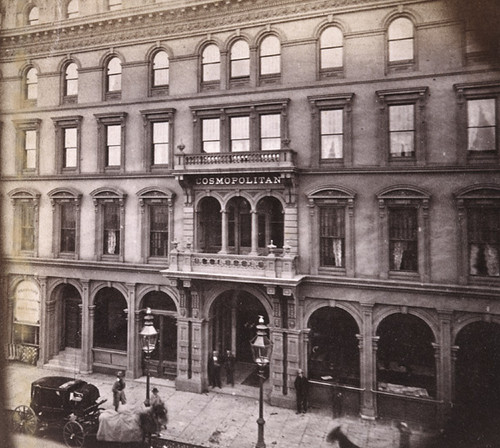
left=5, top=273, right=500, bottom=428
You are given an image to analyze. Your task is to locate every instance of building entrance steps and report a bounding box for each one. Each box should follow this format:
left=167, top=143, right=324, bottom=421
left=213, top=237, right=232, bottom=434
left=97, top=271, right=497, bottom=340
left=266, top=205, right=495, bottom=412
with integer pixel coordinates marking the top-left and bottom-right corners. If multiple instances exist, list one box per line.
left=6, top=362, right=437, bottom=448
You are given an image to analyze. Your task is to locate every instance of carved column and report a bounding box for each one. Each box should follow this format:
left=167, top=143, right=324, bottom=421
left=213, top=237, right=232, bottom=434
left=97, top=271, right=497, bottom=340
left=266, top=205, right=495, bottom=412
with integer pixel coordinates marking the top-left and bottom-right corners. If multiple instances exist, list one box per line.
left=37, top=276, right=49, bottom=366
left=134, top=310, right=142, bottom=379
left=88, top=305, right=96, bottom=372
left=220, top=209, right=228, bottom=254
left=438, top=310, right=453, bottom=425
left=126, top=283, right=137, bottom=378
left=359, top=304, right=376, bottom=419
left=175, top=316, right=191, bottom=389
left=80, top=280, right=91, bottom=373
left=250, top=209, right=258, bottom=255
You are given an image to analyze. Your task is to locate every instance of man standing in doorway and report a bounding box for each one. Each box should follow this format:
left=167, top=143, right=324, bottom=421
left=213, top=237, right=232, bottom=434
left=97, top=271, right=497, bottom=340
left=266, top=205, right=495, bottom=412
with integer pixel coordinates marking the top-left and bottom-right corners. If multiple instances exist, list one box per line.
left=294, top=368, right=309, bottom=414
left=224, top=350, right=236, bottom=387
left=208, top=350, right=222, bottom=388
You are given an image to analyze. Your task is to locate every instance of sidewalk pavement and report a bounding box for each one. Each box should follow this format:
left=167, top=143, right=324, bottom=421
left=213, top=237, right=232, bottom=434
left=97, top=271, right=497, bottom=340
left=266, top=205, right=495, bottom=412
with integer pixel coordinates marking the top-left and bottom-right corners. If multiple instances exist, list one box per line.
left=4, top=362, right=437, bottom=448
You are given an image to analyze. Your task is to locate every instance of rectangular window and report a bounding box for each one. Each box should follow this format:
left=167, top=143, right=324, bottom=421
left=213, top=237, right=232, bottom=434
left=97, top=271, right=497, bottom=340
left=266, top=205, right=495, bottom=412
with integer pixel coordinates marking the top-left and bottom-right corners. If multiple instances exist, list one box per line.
left=64, top=128, right=78, bottom=168
left=319, top=207, right=345, bottom=267
left=230, top=116, right=250, bottom=152
left=321, top=110, right=343, bottom=159
left=14, top=324, right=39, bottom=345
left=60, top=202, right=76, bottom=253
left=389, top=208, right=418, bottom=271
left=260, top=114, right=281, bottom=151
left=467, top=99, right=496, bottom=152
left=389, top=104, right=415, bottom=157
left=153, top=122, right=169, bottom=165
left=149, top=204, right=169, bottom=257
left=468, top=207, right=500, bottom=277
left=202, top=118, right=220, bottom=153
left=106, top=125, right=121, bottom=166
left=103, top=203, right=120, bottom=255
left=20, top=203, right=35, bottom=251
left=24, top=130, right=37, bottom=170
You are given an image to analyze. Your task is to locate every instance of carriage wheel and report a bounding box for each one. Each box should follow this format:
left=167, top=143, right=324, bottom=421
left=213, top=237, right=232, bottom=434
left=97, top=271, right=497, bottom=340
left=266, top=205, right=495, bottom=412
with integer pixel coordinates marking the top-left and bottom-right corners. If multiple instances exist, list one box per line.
left=11, top=405, right=37, bottom=435
left=63, top=421, right=86, bottom=448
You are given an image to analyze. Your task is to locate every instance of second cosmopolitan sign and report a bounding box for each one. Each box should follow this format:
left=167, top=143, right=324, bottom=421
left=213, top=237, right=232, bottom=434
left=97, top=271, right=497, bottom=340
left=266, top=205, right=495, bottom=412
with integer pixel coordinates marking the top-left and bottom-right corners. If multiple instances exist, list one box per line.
left=195, top=175, right=282, bottom=186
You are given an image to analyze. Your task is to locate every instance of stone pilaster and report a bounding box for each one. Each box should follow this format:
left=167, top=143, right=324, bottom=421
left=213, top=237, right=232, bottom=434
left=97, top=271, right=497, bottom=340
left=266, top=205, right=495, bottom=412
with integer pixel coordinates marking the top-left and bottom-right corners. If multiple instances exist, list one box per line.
left=359, top=304, right=376, bottom=419
left=80, top=280, right=92, bottom=373
left=126, top=283, right=136, bottom=378
left=37, top=276, right=49, bottom=366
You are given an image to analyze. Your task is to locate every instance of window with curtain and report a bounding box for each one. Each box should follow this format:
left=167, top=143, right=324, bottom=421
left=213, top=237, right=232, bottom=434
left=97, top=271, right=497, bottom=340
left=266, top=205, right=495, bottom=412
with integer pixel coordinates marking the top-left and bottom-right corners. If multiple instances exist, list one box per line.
left=320, top=27, right=343, bottom=70
left=60, top=202, right=76, bottom=253
left=20, top=203, right=35, bottom=252
left=260, top=35, right=281, bottom=75
left=106, top=57, right=121, bottom=92
left=321, top=109, right=343, bottom=159
left=153, top=51, right=169, bottom=87
left=64, top=63, right=78, bottom=97
left=468, top=207, right=500, bottom=277
left=149, top=204, right=169, bottom=257
left=25, top=68, right=38, bottom=100
left=467, top=99, right=496, bottom=152
left=389, top=104, right=415, bottom=157
left=230, top=117, right=250, bottom=152
left=152, top=122, right=169, bottom=165
left=202, top=44, right=220, bottom=82
left=67, top=0, right=79, bottom=18
left=388, top=17, right=414, bottom=62
left=24, top=130, right=37, bottom=170
left=389, top=208, right=418, bottom=271
left=319, top=207, right=345, bottom=267
left=103, top=203, right=120, bottom=255
left=260, top=114, right=281, bottom=151
left=28, top=6, right=39, bottom=25
left=202, top=118, right=220, bottom=153
left=230, top=40, right=250, bottom=78
left=63, top=128, right=77, bottom=168
left=106, top=125, right=121, bottom=167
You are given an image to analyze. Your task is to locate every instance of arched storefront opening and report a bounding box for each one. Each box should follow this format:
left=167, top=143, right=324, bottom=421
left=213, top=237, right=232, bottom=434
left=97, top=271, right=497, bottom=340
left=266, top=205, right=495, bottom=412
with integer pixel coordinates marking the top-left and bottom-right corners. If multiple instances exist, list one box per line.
left=57, top=284, right=82, bottom=351
left=257, top=196, right=284, bottom=253
left=210, top=290, right=269, bottom=386
left=455, top=322, right=500, bottom=417
left=197, top=197, right=221, bottom=253
left=307, top=307, right=360, bottom=387
left=94, top=288, right=127, bottom=351
left=376, top=314, right=436, bottom=397
left=142, top=291, right=178, bottom=380
left=227, top=197, right=251, bottom=254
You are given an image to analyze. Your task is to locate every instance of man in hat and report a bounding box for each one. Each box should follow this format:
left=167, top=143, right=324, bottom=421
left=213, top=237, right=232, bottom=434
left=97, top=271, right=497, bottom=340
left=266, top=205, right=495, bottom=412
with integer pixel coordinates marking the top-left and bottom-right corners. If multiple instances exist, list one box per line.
left=112, top=371, right=127, bottom=411
left=294, top=368, right=309, bottom=414
left=150, top=387, right=164, bottom=407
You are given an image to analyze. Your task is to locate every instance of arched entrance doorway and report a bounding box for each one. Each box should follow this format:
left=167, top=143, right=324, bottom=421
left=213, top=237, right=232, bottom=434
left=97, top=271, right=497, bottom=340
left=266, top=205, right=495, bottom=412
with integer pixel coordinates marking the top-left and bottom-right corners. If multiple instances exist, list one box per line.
left=142, top=291, right=178, bottom=380
left=210, top=290, right=269, bottom=386
left=58, top=284, right=82, bottom=351
left=93, top=287, right=127, bottom=351
left=455, top=322, right=500, bottom=416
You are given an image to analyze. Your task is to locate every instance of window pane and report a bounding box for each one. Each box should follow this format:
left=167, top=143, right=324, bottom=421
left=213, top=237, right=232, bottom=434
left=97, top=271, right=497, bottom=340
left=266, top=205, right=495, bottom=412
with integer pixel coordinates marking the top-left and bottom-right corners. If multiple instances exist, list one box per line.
left=153, top=122, right=169, bottom=143
left=153, top=51, right=169, bottom=86
left=64, top=128, right=77, bottom=168
left=260, top=55, right=280, bottom=75
left=108, top=58, right=121, bottom=75
left=107, top=58, right=121, bottom=91
left=390, top=132, right=414, bottom=157
left=468, top=208, right=500, bottom=276
left=389, top=39, right=414, bottom=62
left=28, top=7, right=39, bottom=25
left=231, top=40, right=250, bottom=78
left=61, top=203, right=76, bottom=253
left=390, top=105, right=414, bottom=131
left=231, top=59, right=250, bottom=78
left=104, top=204, right=120, bottom=254
left=231, top=117, right=250, bottom=152
left=321, top=27, right=343, bottom=47
left=109, top=0, right=122, bottom=10
left=321, top=47, right=343, bottom=69
left=389, top=208, right=418, bottom=271
left=107, top=146, right=121, bottom=166
left=154, top=69, right=169, bottom=86
left=260, top=36, right=280, bottom=75
left=108, top=74, right=121, bottom=92
left=25, top=130, right=37, bottom=149
left=67, top=0, right=79, bottom=18
left=321, top=110, right=343, bottom=134
left=150, top=205, right=169, bottom=257
left=388, top=18, right=413, bottom=39
left=65, top=128, right=77, bottom=147
left=469, top=99, right=495, bottom=126
left=154, top=144, right=169, bottom=164
left=21, top=204, right=35, bottom=251
left=203, top=63, right=220, bottom=82
left=203, top=44, right=220, bottom=63
left=25, top=150, right=36, bottom=169
left=321, top=135, right=343, bottom=159
left=65, top=63, right=78, bottom=95
left=65, top=147, right=77, bottom=168
left=319, top=207, right=345, bottom=267
left=260, top=114, right=280, bottom=150
left=261, top=36, right=280, bottom=56
left=154, top=51, right=169, bottom=69
left=107, top=125, right=121, bottom=145
left=202, top=118, right=220, bottom=152
left=26, top=68, right=38, bottom=99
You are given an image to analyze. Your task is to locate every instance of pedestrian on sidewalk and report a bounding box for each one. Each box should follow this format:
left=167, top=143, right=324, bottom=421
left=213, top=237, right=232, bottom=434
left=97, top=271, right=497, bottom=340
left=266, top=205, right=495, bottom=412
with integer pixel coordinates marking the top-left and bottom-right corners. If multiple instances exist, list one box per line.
left=112, top=370, right=127, bottom=411
left=294, top=368, right=309, bottom=414
left=150, top=387, right=164, bottom=407
left=224, top=349, right=236, bottom=387
left=208, top=350, right=222, bottom=388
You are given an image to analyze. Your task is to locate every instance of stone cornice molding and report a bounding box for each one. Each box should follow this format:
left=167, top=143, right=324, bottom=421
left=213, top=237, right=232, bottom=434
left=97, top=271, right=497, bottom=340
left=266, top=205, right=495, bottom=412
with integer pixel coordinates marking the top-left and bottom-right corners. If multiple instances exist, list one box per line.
left=0, top=0, right=423, bottom=61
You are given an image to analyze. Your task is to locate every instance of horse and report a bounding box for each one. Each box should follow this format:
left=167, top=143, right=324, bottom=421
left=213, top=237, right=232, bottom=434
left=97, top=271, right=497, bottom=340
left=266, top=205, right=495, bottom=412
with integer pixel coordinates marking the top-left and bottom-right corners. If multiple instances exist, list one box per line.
left=138, top=403, right=168, bottom=445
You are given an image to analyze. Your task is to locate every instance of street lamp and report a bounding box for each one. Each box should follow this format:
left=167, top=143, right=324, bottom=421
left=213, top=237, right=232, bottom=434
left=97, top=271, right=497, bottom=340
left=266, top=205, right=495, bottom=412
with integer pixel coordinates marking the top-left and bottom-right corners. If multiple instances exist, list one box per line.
left=139, top=307, right=158, bottom=407
left=250, top=315, right=272, bottom=448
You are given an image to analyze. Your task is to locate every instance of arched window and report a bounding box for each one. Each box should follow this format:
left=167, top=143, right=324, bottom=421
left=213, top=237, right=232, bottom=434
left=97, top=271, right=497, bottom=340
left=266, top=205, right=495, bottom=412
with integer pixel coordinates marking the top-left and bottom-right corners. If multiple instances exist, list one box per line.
left=28, top=6, right=39, bottom=25
left=388, top=17, right=414, bottom=63
left=25, top=67, right=38, bottom=100
left=93, top=288, right=127, bottom=351
left=202, top=44, right=220, bottom=83
left=197, top=197, right=221, bottom=253
left=230, top=40, right=250, bottom=79
left=260, top=35, right=280, bottom=76
left=67, top=0, right=79, bottom=18
left=320, top=27, right=343, bottom=70
left=152, top=51, right=169, bottom=87
left=64, top=62, right=78, bottom=97
left=106, top=57, right=121, bottom=93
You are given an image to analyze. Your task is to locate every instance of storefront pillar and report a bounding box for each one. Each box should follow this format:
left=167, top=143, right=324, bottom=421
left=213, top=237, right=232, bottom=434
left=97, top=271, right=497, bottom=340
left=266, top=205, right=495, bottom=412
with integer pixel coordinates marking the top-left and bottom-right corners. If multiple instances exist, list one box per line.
left=220, top=209, right=228, bottom=254
left=88, top=305, right=96, bottom=371
left=438, top=311, right=453, bottom=425
left=126, top=283, right=137, bottom=379
left=46, top=299, right=57, bottom=359
left=269, top=328, right=296, bottom=409
left=359, top=304, right=376, bottom=419
left=37, top=276, right=49, bottom=367
left=249, top=209, right=258, bottom=255
left=80, top=280, right=92, bottom=373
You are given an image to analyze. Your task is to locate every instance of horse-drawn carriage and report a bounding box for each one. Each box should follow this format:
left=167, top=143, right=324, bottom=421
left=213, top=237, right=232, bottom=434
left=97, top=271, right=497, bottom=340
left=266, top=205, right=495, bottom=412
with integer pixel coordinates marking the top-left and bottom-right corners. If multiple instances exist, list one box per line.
left=11, top=376, right=167, bottom=447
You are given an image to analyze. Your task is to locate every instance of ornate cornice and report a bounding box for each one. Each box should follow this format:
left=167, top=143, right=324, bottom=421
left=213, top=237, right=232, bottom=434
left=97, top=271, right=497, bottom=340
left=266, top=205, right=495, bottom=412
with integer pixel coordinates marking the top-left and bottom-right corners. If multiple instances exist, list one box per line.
left=0, top=0, right=413, bottom=61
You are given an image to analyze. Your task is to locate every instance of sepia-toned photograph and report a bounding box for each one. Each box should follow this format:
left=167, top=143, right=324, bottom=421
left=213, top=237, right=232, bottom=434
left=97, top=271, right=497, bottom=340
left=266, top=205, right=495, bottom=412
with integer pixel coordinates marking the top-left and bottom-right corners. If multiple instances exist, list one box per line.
left=0, top=0, right=499, bottom=447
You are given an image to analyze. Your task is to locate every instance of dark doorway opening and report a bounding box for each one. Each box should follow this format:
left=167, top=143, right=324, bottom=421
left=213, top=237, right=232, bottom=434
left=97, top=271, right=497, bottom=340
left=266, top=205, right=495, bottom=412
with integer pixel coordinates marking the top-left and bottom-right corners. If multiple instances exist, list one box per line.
left=59, top=284, right=82, bottom=351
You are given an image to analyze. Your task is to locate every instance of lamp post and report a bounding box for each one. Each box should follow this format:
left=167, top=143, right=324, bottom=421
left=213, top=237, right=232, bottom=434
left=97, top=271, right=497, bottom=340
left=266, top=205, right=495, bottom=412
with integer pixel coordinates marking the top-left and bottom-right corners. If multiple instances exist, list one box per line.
left=139, top=307, right=158, bottom=407
left=250, top=315, right=272, bottom=448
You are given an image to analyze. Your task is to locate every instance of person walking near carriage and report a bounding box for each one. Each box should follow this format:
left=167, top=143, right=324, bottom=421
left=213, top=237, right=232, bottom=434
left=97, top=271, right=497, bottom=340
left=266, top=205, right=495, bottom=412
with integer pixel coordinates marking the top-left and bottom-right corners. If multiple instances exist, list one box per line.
left=294, top=368, right=309, bottom=414
left=112, top=371, right=127, bottom=411
left=224, top=349, right=236, bottom=387
left=208, top=350, right=222, bottom=388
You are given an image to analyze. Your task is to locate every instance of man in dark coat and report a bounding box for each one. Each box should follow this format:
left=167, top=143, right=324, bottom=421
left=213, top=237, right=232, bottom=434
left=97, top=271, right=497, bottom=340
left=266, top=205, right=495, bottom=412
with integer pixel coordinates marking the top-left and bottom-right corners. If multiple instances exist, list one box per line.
left=112, top=370, right=127, bottom=411
left=294, top=368, right=309, bottom=414
left=224, top=350, right=236, bottom=387
left=208, top=350, right=222, bottom=388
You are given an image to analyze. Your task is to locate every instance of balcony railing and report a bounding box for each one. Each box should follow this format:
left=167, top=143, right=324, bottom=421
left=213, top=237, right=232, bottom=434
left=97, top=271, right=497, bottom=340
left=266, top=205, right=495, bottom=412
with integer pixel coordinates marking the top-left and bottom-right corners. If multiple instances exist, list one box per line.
left=165, top=246, right=297, bottom=280
left=175, top=149, right=296, bottom=172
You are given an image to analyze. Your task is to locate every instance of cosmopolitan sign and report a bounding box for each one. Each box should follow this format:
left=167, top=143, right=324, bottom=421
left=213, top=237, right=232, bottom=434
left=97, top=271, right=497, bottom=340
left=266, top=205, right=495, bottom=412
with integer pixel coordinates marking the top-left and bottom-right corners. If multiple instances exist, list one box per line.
left=14, top=280, right=40, bottom=324
left=195, top=175, right=282, bottom=186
